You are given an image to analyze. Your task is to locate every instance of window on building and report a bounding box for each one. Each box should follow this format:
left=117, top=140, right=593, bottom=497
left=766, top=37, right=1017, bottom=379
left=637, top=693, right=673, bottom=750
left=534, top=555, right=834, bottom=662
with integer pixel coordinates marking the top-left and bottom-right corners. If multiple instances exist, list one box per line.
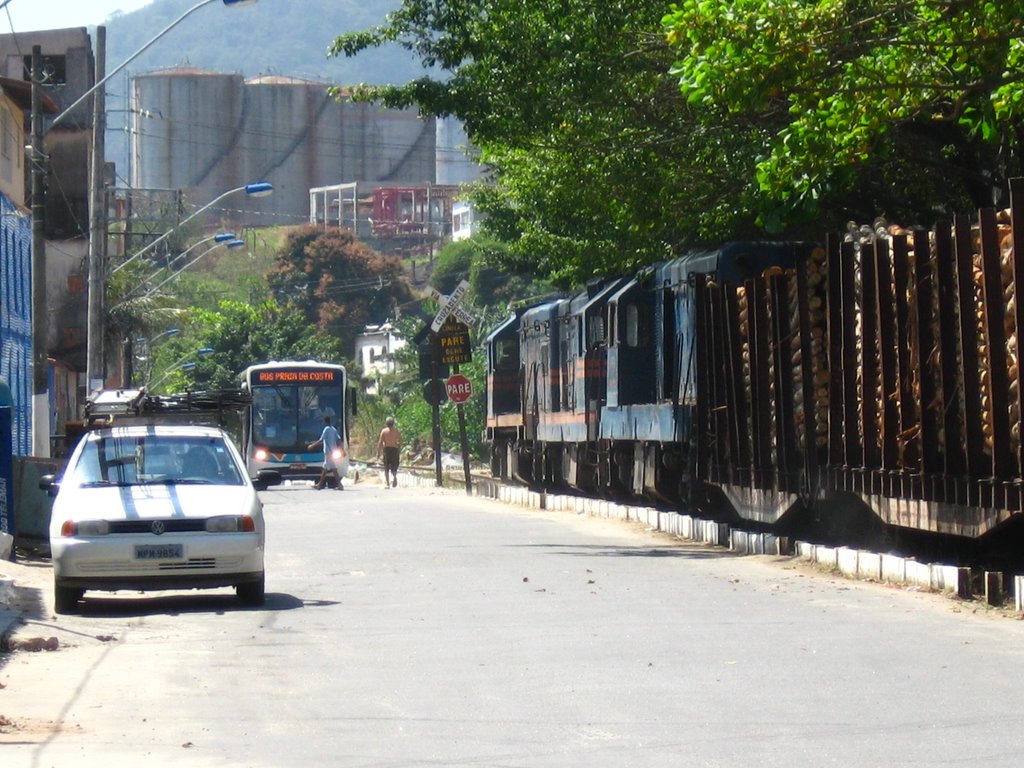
left=22, top=54, right=67, bottom=84
left=1, top=106, right=11, bottom=183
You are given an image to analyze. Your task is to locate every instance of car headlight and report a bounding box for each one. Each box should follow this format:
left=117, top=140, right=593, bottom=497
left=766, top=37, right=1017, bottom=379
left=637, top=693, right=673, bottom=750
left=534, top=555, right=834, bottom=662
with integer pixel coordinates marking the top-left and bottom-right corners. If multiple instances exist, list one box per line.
left=61, top=520, right=111, bottom=537
left=205, top=515, right=256, bottom=533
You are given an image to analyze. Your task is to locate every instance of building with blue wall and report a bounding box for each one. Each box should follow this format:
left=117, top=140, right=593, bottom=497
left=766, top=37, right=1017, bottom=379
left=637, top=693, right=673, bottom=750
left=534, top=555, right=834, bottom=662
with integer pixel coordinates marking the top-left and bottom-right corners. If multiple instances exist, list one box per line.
left=0, top=191, right=31, bottom=456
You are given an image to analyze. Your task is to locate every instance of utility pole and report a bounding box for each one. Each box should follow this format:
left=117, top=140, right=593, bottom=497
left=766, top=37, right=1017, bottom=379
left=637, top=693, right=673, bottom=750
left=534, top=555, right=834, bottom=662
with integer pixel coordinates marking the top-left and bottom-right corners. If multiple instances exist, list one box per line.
left=87, top=26, right=107, bottom=395
left=30, top=46, right=48, bottom=457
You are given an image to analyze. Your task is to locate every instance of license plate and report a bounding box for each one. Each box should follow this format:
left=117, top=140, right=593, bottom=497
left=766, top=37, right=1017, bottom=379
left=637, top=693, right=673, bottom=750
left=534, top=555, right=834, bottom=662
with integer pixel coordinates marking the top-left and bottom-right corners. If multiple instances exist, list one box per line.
left=135, top=544, right=184, bottom=560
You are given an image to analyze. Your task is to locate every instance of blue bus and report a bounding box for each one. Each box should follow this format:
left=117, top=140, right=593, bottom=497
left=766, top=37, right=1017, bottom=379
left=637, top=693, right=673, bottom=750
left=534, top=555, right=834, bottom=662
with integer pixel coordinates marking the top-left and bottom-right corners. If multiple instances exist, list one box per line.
left=239, top=361, right=352, bottom=483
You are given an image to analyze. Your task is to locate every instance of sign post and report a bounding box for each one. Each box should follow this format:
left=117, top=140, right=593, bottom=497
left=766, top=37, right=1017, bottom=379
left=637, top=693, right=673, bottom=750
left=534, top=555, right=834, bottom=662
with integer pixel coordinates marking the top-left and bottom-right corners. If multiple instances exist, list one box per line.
left=430, top=333, right=444, bottom=486
left=424, top=281, right=475, bottom=492
left=447, top=369, right=473, bottom=494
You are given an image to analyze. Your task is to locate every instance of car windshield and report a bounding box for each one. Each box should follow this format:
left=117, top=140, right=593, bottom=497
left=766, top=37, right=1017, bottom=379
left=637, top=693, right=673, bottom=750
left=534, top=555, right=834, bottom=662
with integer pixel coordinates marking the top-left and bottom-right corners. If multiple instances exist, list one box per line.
left=66, top=433, right=246, bottom=487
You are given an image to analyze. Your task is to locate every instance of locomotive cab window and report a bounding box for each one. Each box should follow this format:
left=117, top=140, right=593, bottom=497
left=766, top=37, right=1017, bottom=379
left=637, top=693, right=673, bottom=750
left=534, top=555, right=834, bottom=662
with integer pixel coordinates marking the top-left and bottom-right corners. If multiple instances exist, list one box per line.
left=624, top=303, right=651, bottom=348
left=492, top=338, right=518, bottom=371
left=586, top=315, right=606, bottom=350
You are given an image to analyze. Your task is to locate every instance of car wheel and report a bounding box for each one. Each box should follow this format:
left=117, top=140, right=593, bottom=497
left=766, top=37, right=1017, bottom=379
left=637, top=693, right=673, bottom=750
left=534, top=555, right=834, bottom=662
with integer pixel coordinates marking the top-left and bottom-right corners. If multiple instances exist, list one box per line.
left=54, top=583, right=84, bottom=615
left=236, top=573, right=265, bottom=607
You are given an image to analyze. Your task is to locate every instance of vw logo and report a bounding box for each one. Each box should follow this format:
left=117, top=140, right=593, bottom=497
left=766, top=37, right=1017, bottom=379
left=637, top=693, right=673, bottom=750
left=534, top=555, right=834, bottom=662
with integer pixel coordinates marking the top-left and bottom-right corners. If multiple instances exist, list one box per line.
left=151, top=520, right=166, bottom=535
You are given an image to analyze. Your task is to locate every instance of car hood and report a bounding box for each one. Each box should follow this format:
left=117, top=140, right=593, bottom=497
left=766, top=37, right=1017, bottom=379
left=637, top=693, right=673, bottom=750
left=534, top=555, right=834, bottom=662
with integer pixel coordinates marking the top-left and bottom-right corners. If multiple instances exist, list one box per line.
left=51, top=484, right=257, bottom=524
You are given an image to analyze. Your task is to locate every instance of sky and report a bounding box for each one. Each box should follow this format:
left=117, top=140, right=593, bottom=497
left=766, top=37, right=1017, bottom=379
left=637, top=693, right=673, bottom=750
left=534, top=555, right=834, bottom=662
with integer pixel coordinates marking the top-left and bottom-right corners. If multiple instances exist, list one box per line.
left=0, top=0, right=154, bottom=34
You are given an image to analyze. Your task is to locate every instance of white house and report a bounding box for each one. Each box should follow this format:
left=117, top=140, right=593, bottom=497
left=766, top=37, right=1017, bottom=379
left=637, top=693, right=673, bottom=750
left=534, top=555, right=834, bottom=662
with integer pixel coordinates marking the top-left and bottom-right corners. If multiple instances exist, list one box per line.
left=354, top=322, right=406, bottom=395
left=451, top=200, right=480, bottom=242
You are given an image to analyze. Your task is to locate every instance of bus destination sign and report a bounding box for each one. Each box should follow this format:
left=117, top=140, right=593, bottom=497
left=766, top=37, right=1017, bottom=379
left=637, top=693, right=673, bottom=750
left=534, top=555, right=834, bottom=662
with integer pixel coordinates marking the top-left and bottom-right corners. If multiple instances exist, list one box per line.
left=254, top=369, right=341, bottom=384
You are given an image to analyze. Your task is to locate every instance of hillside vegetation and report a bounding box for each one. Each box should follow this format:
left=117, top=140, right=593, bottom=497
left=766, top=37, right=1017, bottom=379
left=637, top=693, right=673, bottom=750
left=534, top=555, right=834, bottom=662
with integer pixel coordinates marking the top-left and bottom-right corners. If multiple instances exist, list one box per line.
left=104, top=0, right=423, bottom=84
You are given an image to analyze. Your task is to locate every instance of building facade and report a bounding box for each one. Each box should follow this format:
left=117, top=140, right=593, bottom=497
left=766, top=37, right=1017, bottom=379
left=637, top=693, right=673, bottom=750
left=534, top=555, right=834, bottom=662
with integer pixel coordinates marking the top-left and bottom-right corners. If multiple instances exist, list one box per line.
left=0, top=64, right=35, bottom=459
left=0, top=28, right=96, bottom=443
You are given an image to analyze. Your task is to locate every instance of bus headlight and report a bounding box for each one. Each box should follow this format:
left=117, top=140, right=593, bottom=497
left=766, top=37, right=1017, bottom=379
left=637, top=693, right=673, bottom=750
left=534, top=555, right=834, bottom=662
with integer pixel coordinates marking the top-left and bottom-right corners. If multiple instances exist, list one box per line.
left=254, top=447, right=269, bottom=461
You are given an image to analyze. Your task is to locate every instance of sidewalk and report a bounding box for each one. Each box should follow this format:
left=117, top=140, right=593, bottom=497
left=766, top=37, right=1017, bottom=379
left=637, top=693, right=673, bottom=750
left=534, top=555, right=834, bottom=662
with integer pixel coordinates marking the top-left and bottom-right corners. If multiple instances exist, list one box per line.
left=0, top=555, right=52, bottom=648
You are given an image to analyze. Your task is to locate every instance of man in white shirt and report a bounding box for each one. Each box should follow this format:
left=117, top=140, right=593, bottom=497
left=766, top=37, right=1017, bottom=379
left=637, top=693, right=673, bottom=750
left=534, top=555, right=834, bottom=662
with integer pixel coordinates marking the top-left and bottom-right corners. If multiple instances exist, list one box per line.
left=308, top=415, right=344, bottom=490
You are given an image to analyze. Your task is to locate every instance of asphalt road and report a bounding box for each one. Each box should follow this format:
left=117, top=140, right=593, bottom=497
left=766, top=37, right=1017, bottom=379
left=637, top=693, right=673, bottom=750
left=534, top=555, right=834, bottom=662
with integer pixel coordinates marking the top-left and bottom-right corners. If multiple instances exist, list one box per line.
left=3, top=479, right=1024, bottom=767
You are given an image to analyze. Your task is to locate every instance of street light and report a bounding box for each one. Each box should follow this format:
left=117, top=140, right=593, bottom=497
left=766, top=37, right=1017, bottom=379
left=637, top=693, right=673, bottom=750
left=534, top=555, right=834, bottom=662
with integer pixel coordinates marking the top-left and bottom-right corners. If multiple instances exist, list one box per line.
left=112, top=184, right=271, bottom=275
left=76, top=0, right=262, bottom=401
left=51, top=0, right=260, bottom=130
left=112, top=240, right=247, bottom=313
left=137, top=231, right=235, bottom=288
left=126, top=328, right=180, bottom=388
left=136, top=328, right=181, bottom=349
left=148, top=347, right=215, bottom=391
left=26, top=0, right=259, bottom=455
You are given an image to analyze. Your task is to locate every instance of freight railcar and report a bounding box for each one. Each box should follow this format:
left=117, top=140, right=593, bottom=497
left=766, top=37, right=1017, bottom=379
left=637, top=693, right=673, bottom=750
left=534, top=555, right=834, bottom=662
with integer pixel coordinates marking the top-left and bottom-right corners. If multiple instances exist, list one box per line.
left=485, top=178, right=1024, bottom=555
left=486, top=244, right=805, bottom=498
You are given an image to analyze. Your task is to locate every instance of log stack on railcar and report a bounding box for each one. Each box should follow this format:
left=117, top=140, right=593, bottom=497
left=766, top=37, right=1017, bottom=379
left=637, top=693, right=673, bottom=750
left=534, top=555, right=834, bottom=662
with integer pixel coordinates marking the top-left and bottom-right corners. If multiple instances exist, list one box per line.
left=485, top=178, right=1024, bottom=557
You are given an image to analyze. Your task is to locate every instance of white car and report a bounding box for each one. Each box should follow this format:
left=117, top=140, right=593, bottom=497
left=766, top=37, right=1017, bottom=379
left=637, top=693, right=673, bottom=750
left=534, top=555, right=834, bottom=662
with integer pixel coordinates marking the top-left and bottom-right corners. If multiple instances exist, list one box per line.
left=42, top=424, right=281, bottom=614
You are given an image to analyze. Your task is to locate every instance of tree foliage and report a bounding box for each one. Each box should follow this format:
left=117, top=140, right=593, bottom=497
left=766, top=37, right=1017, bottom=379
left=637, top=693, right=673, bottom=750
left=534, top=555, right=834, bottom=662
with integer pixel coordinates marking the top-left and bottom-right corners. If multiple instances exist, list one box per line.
left=152, top=300, right=345, bottom=392
left=331, top=0, right=1024, bottom=283
left=363, top=316, right=488, bottom=461
left=266, top=225, right=413, bottom=356
left=663, top=0, right=1024, bottom=228
left=331, top=0, right=763, bottom=284
left=431, top=235, right=554, bottom=307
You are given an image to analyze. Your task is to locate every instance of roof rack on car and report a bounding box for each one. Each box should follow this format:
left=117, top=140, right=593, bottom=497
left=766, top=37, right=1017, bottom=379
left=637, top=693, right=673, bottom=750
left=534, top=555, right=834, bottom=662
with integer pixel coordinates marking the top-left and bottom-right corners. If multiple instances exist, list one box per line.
left=84, top=388, right=252, bottom=427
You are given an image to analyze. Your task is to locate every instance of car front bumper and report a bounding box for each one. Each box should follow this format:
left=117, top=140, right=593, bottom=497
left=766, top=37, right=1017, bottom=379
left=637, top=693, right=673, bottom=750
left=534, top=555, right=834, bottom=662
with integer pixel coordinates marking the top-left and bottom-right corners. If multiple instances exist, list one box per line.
left=52, top=533, right=264, bottom=592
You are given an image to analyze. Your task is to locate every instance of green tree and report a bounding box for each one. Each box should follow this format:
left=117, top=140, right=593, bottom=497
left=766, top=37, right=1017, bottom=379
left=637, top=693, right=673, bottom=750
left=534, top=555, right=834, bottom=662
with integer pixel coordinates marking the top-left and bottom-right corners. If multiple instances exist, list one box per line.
left=267, top=225, right=413, bottom=355
left=330, top=1, right=761, bottom=285
left=352, top=314, right=490, bottom=462
left=432, top=235, right=554, bottom=307
left=661, top=0, right=1024, bottom=229
left=107, top=255, right=186, bottom=386
left=152, top=300, right=345, bottom=392
left=332, top=0, right=1024, bottom=282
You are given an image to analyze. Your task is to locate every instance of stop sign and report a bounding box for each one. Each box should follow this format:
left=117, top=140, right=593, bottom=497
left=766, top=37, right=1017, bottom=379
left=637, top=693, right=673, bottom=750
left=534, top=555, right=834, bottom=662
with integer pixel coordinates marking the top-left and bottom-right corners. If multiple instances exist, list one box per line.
left=445, top=373, right=473, bottom=404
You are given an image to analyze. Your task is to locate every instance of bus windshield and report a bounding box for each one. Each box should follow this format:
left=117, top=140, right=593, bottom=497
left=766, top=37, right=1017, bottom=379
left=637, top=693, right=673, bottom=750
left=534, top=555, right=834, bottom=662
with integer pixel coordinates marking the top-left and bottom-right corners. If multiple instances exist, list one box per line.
left=251, top=384, right=343, bottom=450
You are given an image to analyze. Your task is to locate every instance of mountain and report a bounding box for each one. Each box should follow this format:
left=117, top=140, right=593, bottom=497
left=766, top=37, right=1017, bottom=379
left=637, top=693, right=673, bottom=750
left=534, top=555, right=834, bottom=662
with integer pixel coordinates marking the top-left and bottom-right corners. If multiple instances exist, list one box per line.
left=102, top=0, right=425, bottom=88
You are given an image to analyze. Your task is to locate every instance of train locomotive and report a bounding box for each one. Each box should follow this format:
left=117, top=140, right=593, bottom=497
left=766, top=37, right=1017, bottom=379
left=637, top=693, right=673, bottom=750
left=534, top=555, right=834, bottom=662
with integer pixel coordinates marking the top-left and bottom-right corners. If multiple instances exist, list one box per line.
left=485, top=179, right=1024, bottom=557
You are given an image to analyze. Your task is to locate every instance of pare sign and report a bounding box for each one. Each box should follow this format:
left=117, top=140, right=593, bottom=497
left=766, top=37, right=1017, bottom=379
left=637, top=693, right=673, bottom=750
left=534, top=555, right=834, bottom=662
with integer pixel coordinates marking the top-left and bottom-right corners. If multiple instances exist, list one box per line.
left=445, top=373, right=473, bottom=404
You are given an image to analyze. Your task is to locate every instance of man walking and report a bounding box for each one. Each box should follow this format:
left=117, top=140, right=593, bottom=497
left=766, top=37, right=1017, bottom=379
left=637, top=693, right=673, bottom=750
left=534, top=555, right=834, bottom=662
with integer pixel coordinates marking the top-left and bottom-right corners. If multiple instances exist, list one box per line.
left=308, top=414, right=343, bottom=490
left=377, top=416, right=402, bottom=488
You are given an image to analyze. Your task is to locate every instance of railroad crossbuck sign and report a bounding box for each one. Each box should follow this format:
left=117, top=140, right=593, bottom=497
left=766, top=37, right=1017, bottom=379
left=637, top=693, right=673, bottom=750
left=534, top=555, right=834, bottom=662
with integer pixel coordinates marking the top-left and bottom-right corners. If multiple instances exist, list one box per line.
left=429, top=284, right=474, bottom=327
left=445, top=373, right=473, bottom=404
left=431, top=280, right=470, bottom=332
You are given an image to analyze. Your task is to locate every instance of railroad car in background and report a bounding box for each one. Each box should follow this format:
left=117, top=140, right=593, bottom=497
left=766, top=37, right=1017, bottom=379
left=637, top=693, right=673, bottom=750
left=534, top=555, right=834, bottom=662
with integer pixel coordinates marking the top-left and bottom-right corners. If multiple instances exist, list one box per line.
left=486, top=177, right=1024, bottom=560
left=600, top=243, right=808, bottom=506
left=487, top=245, right=803, bottom=501
left=489, top=282, right=618, bottom=490
left=485, top=307, right=531, bottom=482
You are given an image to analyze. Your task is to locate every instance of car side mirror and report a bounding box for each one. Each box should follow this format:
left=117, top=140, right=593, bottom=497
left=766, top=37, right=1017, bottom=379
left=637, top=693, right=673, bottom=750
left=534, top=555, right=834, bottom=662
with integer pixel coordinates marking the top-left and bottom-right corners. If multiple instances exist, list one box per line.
left=253, top=469, right=282, bottom=490
left=39, top=473, right=60, bottom=497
